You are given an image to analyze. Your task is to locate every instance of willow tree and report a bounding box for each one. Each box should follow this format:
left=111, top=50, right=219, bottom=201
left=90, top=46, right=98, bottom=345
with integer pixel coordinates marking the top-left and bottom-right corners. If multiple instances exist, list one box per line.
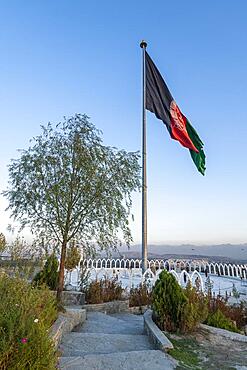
left=3, top=114, right=140, bottom=300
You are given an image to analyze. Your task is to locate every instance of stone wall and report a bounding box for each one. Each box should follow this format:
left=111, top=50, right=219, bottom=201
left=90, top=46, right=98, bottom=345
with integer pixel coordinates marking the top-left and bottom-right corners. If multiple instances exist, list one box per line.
left=143, top=309, right=173, bottom=351
left=50, top=307, right=86, bottom=348
left=84, top=300, right=129, bottom=314
left=52, top=291, right=85, bottom=306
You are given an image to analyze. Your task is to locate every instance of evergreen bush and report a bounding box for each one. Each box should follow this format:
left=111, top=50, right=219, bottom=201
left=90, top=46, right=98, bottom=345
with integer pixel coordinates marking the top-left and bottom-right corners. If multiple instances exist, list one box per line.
left=65, top=246, right=81, bottom=271
left=79, top=261, right=90, bottom=292
left=33, top=253, right=59, bottom=290
left=0, top=232, right=6, bottom=254
left=152, top=271, right=209, bottom=333
left=152, top=270, right=187, bottom=332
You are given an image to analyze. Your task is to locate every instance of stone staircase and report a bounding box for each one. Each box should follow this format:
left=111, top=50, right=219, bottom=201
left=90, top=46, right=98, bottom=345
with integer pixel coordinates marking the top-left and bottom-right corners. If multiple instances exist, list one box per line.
left=59, top=311, right=175, bottom=370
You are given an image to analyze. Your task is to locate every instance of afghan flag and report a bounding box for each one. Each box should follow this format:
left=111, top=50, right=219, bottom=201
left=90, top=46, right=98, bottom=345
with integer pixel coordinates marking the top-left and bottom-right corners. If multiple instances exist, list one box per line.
left=145, top=51, right=206, bottom=175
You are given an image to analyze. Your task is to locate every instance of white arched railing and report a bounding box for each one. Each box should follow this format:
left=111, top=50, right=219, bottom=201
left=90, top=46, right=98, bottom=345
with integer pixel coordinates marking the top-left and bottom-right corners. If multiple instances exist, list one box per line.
left=66, top=258, right=247, bottom=290
left=82, top=258, right=247, bottom=279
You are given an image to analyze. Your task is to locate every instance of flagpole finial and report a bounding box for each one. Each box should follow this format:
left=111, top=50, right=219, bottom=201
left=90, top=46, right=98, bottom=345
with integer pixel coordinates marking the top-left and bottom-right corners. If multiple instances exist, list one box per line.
left=140, top=40, right=147, bottom=49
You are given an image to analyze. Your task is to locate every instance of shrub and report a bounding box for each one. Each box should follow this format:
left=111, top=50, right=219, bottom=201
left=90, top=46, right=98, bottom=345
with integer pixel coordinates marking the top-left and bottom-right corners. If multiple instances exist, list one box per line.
left=152, top=271, right=209, bottom=333
left=152, top=270, right=187, bottom=332
left=0, top=259, right=41, bottom=281
left=78, top=261, right=90, bottom=292
left=65, top=246, right=81, bottom=271
left=85, top=277, right=124, bottom=304
left=0, top=232, right=6, bottom=254
left=232, top=284, right=240, bottom=300
left=181, top=283, right=208, bottom=333
left=204, top=276, right=214, bottom=295
left=129, top=282, right=152, bottom=307
left=227, top=301, right=247, bottom=329
left=0, top=274, right=57, bottom=369
left=33, top=253, right=59, bottom=290
left=206, top=309, right=240, bottom=333
left=207, top=294, right=247, bottom=330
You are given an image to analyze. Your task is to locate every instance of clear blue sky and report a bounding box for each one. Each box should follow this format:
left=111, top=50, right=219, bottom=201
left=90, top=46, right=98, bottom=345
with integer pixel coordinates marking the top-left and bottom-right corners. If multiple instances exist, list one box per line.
left=1, top=1, right=247, bottom=245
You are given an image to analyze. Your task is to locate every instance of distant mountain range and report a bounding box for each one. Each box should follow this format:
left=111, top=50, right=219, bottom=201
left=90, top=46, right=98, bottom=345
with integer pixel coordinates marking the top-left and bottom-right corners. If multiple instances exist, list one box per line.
left=109, top=243, right=247, bottom=264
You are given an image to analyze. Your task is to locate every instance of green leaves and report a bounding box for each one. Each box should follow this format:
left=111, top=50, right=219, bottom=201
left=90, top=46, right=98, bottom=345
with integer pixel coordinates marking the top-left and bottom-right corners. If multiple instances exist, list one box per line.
left=3, top=114, right=141, bottom=252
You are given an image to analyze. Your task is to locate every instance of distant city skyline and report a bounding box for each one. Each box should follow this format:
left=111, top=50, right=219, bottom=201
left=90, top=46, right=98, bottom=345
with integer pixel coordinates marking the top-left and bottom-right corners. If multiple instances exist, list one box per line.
left=1, top=1, right=247, bottom=245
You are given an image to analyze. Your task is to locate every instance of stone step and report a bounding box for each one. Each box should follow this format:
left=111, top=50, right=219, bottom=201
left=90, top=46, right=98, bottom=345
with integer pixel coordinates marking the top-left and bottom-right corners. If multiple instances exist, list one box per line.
left=109, top=312, right=144, bottom=324
left=60, top=332, right=153, bottom=356
left=75, top=312, right=144, bottom=335
left=59, top=350, right=175, bottom=370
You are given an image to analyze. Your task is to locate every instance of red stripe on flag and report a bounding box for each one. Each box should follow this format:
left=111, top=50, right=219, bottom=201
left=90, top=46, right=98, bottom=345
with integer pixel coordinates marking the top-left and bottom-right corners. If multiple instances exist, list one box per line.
left=169, top=101, right=198, bottom=153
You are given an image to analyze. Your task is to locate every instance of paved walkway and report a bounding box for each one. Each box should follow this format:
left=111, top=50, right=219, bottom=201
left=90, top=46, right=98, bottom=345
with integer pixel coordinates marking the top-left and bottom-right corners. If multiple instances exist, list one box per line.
left=59, top=311, right=175, bottom=370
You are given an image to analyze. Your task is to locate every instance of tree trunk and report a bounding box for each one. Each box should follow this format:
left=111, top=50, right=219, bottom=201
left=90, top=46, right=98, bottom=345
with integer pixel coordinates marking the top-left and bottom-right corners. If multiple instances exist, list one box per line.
left=57, top=238, right=67, bottom=302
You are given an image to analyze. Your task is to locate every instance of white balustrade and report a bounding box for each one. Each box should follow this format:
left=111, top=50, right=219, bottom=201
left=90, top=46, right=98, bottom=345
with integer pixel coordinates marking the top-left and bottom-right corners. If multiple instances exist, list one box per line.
left=65, top=258, right=247, bottom=293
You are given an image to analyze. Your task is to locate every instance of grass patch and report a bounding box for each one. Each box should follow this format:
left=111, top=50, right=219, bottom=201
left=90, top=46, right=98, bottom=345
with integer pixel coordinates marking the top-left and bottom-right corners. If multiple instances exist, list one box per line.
left=167, top=335, right=202, bottom=370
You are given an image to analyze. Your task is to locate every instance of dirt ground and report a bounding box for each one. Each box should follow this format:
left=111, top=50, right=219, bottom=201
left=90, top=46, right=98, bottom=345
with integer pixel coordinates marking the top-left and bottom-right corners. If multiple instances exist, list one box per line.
left=168, top=328, right=247, bottom=370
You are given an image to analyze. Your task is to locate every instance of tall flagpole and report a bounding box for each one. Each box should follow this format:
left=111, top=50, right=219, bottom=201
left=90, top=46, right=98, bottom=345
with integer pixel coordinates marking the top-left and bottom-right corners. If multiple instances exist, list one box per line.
left=140, top=40, right=148, bottom=272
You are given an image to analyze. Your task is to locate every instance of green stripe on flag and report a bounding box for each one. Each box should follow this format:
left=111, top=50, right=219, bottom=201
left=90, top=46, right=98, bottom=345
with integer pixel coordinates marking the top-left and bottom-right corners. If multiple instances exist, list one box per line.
left=186, top=120, right=206, bottom=175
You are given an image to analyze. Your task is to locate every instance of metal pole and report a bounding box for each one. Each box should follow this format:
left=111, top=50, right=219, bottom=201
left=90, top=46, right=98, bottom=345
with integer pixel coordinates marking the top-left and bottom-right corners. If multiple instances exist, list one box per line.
left=140, top=40, right=148, bottom=272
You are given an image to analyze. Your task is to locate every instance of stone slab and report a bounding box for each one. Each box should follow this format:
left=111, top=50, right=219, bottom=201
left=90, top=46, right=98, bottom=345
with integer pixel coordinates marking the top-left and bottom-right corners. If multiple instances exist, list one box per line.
left=110, top=312, right=144, bottom=323
left=60, top=332, right=153, bottom=356
left=59, top=350, right=176, bottom=370
left=200, top=323, right=247, bottom=342
left=76, top=311, right=144, bottom=335
left=143, top=309, right=173, bottom=351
